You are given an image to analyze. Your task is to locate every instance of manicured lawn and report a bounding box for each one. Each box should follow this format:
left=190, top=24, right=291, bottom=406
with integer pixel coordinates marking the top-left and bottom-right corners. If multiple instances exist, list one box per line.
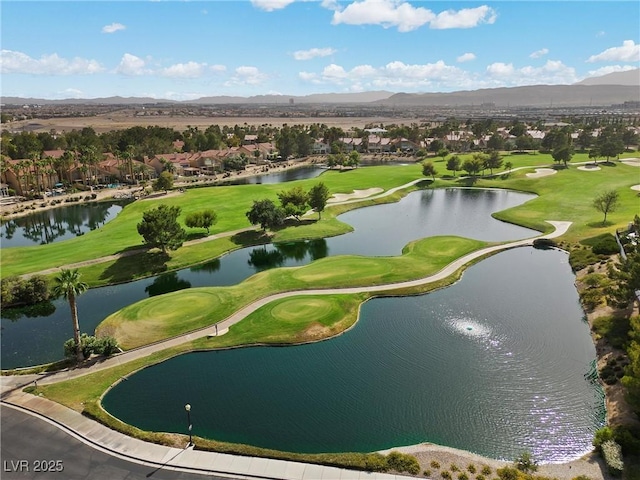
left=96, top=235, right=486, bottom=349
left=1, top=164, right=423, bottom=278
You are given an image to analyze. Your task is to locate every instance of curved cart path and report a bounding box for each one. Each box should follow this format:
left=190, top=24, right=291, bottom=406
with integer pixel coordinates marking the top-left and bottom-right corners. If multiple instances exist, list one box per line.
left=12, top=220, right=571, bottom=386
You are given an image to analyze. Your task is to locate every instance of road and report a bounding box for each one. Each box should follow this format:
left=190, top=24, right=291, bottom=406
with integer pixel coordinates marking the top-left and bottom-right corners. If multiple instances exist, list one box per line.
left=0, top=406, right=234, bottom=480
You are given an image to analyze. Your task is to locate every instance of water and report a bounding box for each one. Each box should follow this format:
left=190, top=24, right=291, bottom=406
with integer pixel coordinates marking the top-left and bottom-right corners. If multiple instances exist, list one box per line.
left=0, top=201, right=129, bottom=248
left=0, top=188, right=536, bottom=369
left=102, top=248, right=604, bottom=462
left=216, top=165, right=326, bottom=185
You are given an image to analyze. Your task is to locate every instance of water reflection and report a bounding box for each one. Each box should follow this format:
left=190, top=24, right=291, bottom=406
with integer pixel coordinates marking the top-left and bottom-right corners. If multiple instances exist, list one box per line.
left=1, top=201, right=129, bottom=248
left=145, top=272, right=192, bottom=297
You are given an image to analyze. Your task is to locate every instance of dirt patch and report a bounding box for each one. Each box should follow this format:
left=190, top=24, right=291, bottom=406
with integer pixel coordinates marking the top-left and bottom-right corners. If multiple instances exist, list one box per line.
left=526, top=168, right=557, bottom=178
left=578, top=165, right=602, bottom=171
left=327, top=187, right=383, bottom=203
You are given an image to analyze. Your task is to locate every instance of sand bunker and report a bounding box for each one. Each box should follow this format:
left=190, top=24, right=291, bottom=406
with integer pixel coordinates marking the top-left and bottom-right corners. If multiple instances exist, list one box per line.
left=622, top=158, right=640, bottom=167
left=526, top=168, right=557, bottom=178
left=327, top=187, right=383, bottom=203
left=578, top=165, right=601, bottom=171
left=631, top=185, right=640, bottom=192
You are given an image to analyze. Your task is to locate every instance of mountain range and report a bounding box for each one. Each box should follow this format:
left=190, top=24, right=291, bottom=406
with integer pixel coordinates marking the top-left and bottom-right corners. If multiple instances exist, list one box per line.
left=2, top=69, right=638, bottom=108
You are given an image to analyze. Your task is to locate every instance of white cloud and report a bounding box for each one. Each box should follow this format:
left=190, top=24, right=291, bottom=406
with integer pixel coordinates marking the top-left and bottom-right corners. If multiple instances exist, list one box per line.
left=209, top=64, right=227, bottom=73
left=60, top=88, right=84, bottom=98
left=430, top=5, right=496, bottom=30
left=250, top=0, right=296, bottom=11
left=486, top=62, right=514, bottom=76
left=160, top=61, right=206, bottom=78
left=300, top=59, right=468, bottom=90
left=457, top=52, right=476, bottom=63
left=529, top=48, right=549, bottom=59
left=331, top=0, right=496, bottom=32
left=0, top=49, right=104, bottom=75
left=226, top=66, right=269, bottom=86
left=331, top=0, right=435, bottom=32
left=115, top=53, right=150, bottom=76
left=293, top=47, right=336, bottom=60
left=486, top=60, right=577, bottom=85
left=586, top=65, right=638, bottom=77
left=587, top=40, right=640, bottom=63
left=102, top=23, right=126, bottom=34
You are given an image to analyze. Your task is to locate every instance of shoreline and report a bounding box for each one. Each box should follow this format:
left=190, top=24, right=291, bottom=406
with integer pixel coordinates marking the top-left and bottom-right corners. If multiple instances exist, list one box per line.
left=378, top=442, right=610, bottom=480
left=0, top=158, right=320, bottom=221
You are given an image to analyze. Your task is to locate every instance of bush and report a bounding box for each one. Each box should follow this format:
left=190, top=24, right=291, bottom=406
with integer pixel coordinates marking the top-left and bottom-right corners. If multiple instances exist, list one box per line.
left=1, top=275, right=50, bottom=307
left=64, top=333, right=120, bottom=358
left=386, top=451, right=420, bottom=475
left=592, top=235, right=619, bottom=255
left=458, top=473, right=469, bottom=480
left=601, top=439, right=624, bottom=476
left=431, top=461, right=442, bottom=469
left=442, top=471, right=452, bottom=479
left=532, top=238, right=557, bottom=249
left=451, top=464, right=460, bottom=472
left=424, top=470, right=432, bottom=477
left=476, top=475, right=486, bottom=480
left=363, top=453, right=388, bottom=472
left=468, top=465, right=477, bottom=474
left=481, top=466, right=492, bottom=476
left=514, top=452, right=538, bottom=473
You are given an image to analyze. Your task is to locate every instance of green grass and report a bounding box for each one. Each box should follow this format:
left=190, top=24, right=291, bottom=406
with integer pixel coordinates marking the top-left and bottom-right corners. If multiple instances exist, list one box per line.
left=97, top=235, right=486, bottom=348
left=0, top=164, right=423, bottom=278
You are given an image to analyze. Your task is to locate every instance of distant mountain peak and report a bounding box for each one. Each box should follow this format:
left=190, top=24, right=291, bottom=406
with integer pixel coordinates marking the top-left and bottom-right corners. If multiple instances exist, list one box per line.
left=575, top=69, right=640, bottom=86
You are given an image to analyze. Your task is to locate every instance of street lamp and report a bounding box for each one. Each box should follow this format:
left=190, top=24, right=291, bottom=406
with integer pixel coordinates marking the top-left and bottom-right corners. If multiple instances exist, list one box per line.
left=184, top=403, right=193, bottom=447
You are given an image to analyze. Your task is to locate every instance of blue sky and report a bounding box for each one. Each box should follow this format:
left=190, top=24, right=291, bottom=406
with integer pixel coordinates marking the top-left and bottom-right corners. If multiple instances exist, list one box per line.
left=1, top=0, right=638, bottom=100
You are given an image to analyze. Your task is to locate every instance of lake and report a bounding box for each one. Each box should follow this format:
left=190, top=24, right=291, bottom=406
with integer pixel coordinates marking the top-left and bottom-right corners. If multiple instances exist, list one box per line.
left=1, top=188, right=536, bottom=369
left=102, top=247, right=604, bottom=462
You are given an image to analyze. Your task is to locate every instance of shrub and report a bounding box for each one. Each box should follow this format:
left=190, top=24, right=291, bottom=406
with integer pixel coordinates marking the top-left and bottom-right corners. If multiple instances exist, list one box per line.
left=1, top=275, right=50, bottom=307
left=424, top=470, right=432, bottom=477
left=451, top=464, right=460, bottom=472
left=601, top=439, right=623, bottom=476
left=386, top=451, right=420, bottom=475
left=442, top=471, right=452, bottom=479
left=481, top=466, right=492, bottom=476
left=571, top=476, right=592, bottom=480
left=514, top=452, right=538, bottom=473
left=431, top=461, right=442, bottom=469
left=592, top=236, right=619, bottom=255
left=532, top=238, right=557, bottom=249
left=580, top=289, right=602, bottom=310
left=496, top=467, right=520, bottom=480
left=458, top=473, right=469, bottom=480
left=476, top=475, right=486, bottom=480
left=64, top=334, right=120, bottom=358
left=363, top=453, right=388, bottom=472
left=468, top=465, right=477, bottom=474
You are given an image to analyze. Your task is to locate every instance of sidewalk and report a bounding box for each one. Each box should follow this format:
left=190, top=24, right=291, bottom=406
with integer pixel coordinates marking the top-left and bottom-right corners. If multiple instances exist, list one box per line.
left=1, top=385, right=413, bottom=480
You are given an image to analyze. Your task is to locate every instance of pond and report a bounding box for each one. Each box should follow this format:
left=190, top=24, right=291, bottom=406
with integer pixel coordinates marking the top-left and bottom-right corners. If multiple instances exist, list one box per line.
left=102, top=247, right=604, bottom=462
left=218, top=165, right=327, bottom=185
left=0, top=201, right=130, bottom=248
left=0, top=188, right=536, bottom=369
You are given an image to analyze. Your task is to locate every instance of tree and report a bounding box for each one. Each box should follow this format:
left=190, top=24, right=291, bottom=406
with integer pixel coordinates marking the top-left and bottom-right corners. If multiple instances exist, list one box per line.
left=437, top=148, right=449, bottom=161
left=185, top=209, right=218, bottom=234
left=246, top=199, right=285, bottom=231
left=487, top=133, right=504, bottom=151
left=308, top=182, right=330, bottom=219
left=552, top=144, right=573, bottom=168
left=52, top=269, right=88, bottom=362
left=277, top=186, right=309, bottom=221
left=346, top=150, right=360, bottom=168
left=606, top=251, right=640, bottom=308
left=593, top=190, right=619, bottom=225
left=504, top=161, right=513, bottom=173
left=422, top=160, right=437, bottom=180
left=153, top=171, right=173, bottom=192
left=446, top=155, right=461, bottom=177
left=485, top=150, right=503, bottom=174
left=137, top=204, right=186, bottom=253
left=462, top=157, right=482, bottom=176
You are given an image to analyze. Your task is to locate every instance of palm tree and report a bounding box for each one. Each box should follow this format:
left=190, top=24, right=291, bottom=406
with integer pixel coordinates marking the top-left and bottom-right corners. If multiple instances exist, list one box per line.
left=52, top=269, right=89, bottom=362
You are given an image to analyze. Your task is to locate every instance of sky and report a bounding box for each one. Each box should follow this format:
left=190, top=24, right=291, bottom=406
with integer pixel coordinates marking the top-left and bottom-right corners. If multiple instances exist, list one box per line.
left=1, top=0, right=639, bottom=100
